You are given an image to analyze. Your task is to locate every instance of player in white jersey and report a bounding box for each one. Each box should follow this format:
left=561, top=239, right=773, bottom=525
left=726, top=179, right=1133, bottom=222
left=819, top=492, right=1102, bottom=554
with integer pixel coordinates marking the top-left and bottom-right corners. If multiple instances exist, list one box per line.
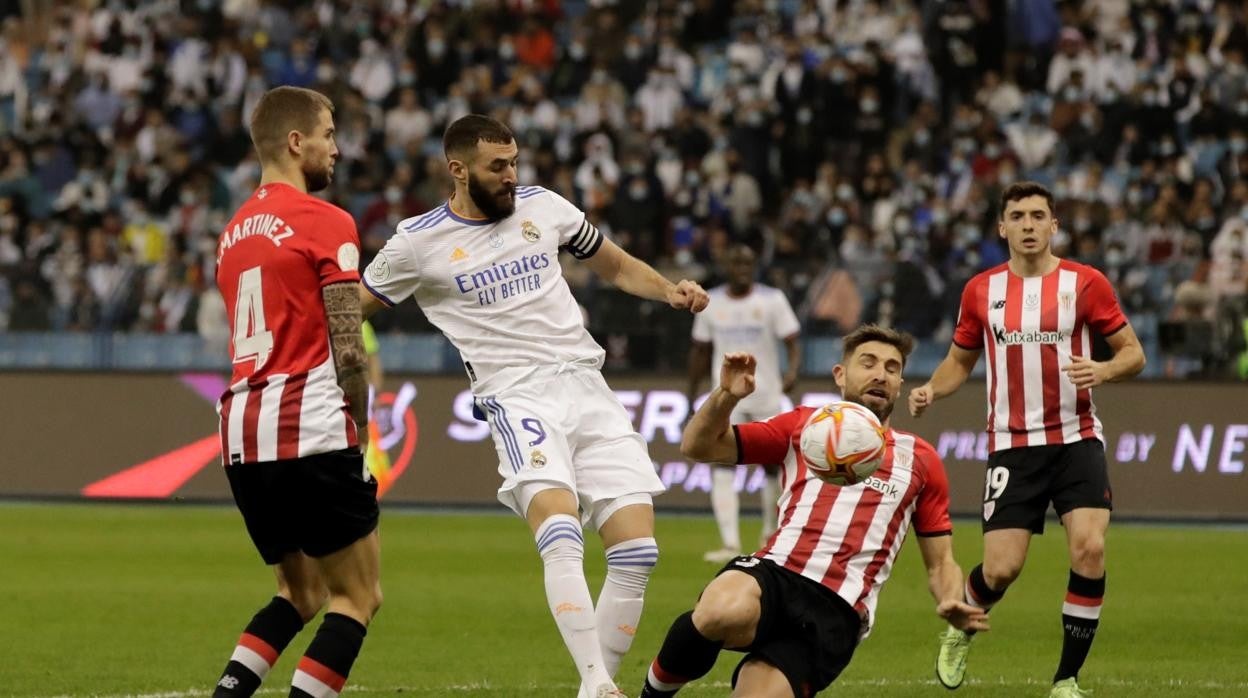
left=359, top=115, right=709, bottom=698
left=640, top=325, right=988, bottom=697
left=688, top=245, right=800, bottom=563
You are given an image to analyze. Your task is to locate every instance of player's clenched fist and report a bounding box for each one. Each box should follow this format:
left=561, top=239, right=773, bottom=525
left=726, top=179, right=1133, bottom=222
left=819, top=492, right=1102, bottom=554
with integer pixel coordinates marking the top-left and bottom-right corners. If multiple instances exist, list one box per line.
left=719, top=352, right=757, bottom=399
left=908, top=384, right=934, bottom=417
left=668, top=279, right=710, bottom=313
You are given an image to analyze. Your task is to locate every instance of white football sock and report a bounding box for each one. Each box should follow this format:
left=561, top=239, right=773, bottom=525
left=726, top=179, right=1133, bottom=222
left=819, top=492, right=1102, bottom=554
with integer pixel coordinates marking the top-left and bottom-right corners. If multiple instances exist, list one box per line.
left=760, top=470, right=780, bottom=544
left=710, top=467, right=740, bottom=550
left=535, top=514, right=613, bottom=691
left=596, top=538, right=658, bottom=677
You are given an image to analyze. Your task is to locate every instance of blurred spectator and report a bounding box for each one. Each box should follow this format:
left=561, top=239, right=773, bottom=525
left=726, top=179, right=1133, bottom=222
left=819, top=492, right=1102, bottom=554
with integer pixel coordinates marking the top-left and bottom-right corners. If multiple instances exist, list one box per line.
left=0, top=0, right=1239, bottom=378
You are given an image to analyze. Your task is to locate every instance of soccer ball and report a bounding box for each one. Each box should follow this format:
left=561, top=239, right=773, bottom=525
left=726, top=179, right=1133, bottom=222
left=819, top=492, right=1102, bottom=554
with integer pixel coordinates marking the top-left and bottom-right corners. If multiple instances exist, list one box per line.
left=799, top=401, right=887, bottom=486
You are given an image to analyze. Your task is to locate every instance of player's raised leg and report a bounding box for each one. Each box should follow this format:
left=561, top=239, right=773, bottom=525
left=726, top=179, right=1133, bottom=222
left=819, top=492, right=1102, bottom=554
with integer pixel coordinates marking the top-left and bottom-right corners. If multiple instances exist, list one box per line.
left=576, top=498, right=659, bottom=697
left=640, top=570, right=759, bottom=697
left=731, top=658, right=795, bottom=698
left=526, top=486, right=619, bottom=695
left=289, top=529, right=382, bottom=698
left=213, top=555, right=324, bottom=697
left=937, top=528, right=1028, bottom=689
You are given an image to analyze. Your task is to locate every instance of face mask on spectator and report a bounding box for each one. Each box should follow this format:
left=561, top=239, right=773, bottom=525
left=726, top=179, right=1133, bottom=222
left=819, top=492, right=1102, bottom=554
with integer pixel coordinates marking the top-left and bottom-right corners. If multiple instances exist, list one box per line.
left=836, top=184, right=855, bottom=201
left=1106, top=248, right=1124, bottom=266
left=1159, top=140, right=1176, bottom=156
left=428, top=39, right=446, bottom=58
left=385, top=187, right=402, bottom=204
left=625, top=43, right=643, bottom=60
left=1142, top=15, right=1159, bottom=32
left=830, top=68, right=848, bottom=83
left=1126, top=188, right=1143, bottom=205
left=860, top=98, right=878, bottom=113
left=1063, top=86, right=1080, bottom=102
left=1237, top=101, right=1248, bottom=116
left=629, top=181, right=649, bottom=199
left=984, top=143, right=1001, bottom=158
left=914, top=129, right=930, bottom=145
left=796, top=107, right=813, bottom=124
left=317, top=64, right=335, bottom=82
left=499, top=42, right=515, bottom=60
left=894, top=217, right=912, bottom=234
left=1230, top=138, right=1247, bottom=153
left=568, top=43, right=586, bottom=61
left=932, top=208, right=949, bottom=225
left=827, top=207, right=847, bottom=226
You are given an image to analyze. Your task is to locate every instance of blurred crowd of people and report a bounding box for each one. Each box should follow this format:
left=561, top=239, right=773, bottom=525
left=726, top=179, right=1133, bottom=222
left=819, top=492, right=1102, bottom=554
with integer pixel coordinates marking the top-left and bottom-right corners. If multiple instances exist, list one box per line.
left=1, top=0, right=1246, bottom=375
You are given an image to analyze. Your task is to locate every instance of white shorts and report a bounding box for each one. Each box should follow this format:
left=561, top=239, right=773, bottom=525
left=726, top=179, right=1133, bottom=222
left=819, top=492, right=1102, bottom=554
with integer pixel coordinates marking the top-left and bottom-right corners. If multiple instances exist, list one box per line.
left=475, top=365, right=665, bottom=527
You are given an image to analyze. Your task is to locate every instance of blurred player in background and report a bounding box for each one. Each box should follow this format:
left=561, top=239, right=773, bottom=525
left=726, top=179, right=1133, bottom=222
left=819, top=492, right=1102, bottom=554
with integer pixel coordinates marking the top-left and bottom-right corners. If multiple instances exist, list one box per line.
left=687, top=244, right=800, bottom=563
left=361, top=320, right=393, bottom=490
left=211, top=86, right=381, bottom=698
left=910, top=182, right=1145, bottom=698
left=642, top=325, right=987, bottom=698
left=360, top=114, right=709, bottom=698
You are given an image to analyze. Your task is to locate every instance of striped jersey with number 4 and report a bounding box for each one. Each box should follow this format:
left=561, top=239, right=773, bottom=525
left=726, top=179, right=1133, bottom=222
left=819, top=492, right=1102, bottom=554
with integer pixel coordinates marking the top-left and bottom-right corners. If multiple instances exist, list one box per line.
left=214, top=183, right=363, bottom=465
left=953, top=259, right=1128, bottom=453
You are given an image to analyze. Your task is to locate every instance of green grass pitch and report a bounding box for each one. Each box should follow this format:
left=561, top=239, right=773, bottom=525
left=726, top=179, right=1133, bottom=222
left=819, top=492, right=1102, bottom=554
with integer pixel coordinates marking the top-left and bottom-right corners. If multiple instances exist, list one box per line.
left=3, top=503, right=1246, bottom=697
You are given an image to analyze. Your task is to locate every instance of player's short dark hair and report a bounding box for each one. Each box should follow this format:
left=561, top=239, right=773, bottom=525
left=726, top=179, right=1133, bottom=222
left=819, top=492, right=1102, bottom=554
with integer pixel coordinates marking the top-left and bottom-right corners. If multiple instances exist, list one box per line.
left=249, top=86, right=334, bottom=163
left=443, top=114, right=515, bottom=160
left=999, top=181, right=1055, bottom=219
left=842, top=324, right=916, bottom=367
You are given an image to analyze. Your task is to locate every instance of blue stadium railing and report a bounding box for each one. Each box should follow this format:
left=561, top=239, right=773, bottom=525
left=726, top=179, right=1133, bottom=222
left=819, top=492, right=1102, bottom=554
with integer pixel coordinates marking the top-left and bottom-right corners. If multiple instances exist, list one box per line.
left=0, top=331, right=1167, bottom=378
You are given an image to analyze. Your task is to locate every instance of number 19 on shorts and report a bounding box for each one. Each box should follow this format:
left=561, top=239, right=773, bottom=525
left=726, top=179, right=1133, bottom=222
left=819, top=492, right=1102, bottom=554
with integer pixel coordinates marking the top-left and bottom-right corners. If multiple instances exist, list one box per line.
left=983, top=466, right=1009, bottom=521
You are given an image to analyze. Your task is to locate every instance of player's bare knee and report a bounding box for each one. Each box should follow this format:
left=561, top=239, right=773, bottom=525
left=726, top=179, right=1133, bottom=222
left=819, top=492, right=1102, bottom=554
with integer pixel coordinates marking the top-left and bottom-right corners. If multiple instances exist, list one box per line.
left=1070, top=536, right=1105, bottom=572
left=983, top=560, right=1023, bottom=590
left=692, top=594, right=755, bottom=640
left=287, top=586, right=328, bottom=622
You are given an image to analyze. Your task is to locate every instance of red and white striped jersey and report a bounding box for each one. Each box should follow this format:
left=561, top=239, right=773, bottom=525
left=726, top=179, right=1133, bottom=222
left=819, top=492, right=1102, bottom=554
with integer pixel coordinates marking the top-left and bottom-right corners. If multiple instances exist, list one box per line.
left=736, top=406, right=953, bottom=637
left=215, top=183, right=362, bottom=465
left=953, top=259, right=1128, bottom=453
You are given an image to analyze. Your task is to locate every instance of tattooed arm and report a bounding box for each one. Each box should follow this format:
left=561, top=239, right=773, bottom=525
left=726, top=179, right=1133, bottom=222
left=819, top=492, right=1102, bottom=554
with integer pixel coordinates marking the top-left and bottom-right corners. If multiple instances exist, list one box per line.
left=323, top=282, right=370, bottom=450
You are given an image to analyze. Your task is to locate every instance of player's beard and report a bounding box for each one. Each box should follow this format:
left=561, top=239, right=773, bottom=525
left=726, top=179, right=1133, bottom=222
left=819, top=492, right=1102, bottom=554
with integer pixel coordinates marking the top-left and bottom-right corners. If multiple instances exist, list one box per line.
left=845, top=386, right=894, bottom=422
left=304, top=157, right=333, bottom=193
left=468, top=173, right=515, bottom=219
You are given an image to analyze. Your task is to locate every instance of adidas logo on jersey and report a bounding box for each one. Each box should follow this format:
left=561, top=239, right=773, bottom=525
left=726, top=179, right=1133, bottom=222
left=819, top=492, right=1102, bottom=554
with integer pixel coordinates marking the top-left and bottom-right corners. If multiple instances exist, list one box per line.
left=450, top=247, right=469, bottom=262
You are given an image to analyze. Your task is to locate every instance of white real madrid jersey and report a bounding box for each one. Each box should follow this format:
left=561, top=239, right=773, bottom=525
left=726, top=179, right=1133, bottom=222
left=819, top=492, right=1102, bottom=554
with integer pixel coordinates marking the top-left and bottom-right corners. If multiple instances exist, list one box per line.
left=692, top=284, right=801, bottom=412
left=363, top=186, right=605, bottom=389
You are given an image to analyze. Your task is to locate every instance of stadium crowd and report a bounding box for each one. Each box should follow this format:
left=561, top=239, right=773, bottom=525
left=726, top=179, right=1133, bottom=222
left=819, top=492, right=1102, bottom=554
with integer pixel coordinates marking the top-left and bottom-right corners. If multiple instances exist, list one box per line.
left=0, top=0, right=1246, bottom=376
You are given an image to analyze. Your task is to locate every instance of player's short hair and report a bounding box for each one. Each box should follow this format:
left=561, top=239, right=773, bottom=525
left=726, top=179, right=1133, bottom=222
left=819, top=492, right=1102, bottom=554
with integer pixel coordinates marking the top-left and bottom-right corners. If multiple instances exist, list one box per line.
left=443, top=114, right=515, bottom=160
left=249, top=86, right=334, bottom=163
left=842, top=324, right=916, bottom=367
left=999, top=181, right=1055, bottom=219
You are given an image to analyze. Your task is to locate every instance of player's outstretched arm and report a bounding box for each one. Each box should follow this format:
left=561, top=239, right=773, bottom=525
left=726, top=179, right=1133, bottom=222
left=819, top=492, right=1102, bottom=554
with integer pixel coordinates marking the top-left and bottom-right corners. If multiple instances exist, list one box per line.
left=909, top=344, right=981, bottom=418
left=918, top=534, right=989, bottom=633
left=359, top=283, right=387, bottom=319
left=584, top=237, right=709, bottom=312
left=325, top=282, right=371, bottom=450
left=681, top=353, right=756, bottom=464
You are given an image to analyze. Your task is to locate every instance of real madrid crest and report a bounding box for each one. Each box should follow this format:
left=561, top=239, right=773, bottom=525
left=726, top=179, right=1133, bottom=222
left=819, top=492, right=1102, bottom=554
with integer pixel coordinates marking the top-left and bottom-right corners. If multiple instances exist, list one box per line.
left=530, top=450, right=547, bottom=468
left=521, top=220, right=541, bottom=242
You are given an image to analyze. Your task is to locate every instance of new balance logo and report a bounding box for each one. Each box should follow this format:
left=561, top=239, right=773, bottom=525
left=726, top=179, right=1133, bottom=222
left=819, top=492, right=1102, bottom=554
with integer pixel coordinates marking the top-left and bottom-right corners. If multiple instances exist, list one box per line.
left=991, top=300, right=1006, bottom=310
left=218, top=675, right=240, bottom=689
left=450, top=247, right=469, bottom=262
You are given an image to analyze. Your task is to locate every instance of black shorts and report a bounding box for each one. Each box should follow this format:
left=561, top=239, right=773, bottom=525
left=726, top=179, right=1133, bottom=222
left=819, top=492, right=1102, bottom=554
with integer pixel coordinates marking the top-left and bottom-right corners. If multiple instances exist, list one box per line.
left=226, top=449, right=379, bottom=564
left=982, top=438, right=1112, bottom=534
left=717, top=556, right=861, bottom=697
